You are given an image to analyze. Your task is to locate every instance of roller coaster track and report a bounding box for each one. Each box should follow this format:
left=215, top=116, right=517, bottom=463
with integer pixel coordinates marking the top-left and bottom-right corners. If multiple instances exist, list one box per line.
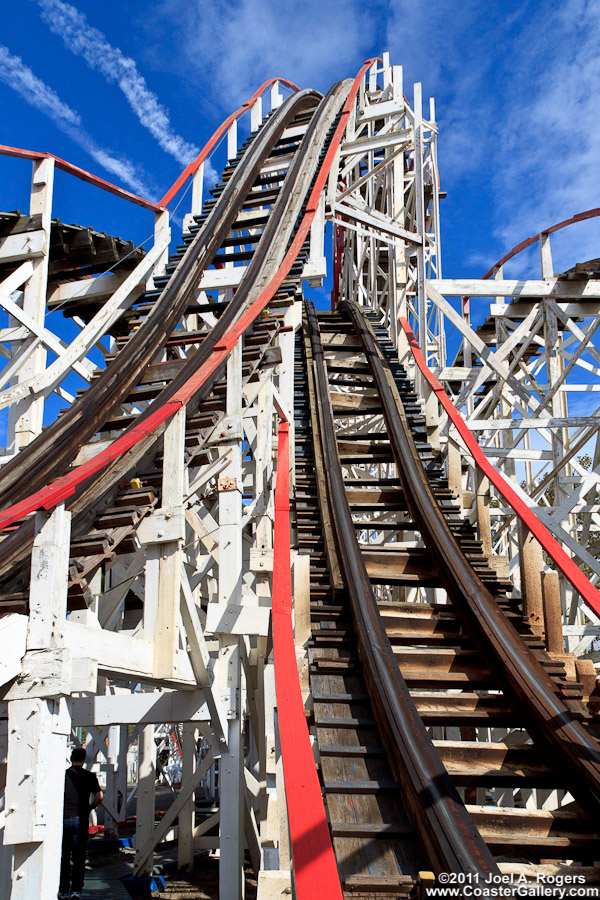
left=297, top=298, right=600, bottom=894
left=2, top=56, right=600, bottom=900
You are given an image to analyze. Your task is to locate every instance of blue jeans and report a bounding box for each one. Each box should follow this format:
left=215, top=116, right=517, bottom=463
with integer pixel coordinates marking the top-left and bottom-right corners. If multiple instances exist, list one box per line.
left=59, top=816, right=88, bottom=894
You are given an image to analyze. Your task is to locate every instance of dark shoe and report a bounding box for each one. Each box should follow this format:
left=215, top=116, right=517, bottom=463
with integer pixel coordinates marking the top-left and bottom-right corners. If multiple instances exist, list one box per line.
left=57, top=894, right=69, bottom=899
left=71, top=893, right=81, bottom=899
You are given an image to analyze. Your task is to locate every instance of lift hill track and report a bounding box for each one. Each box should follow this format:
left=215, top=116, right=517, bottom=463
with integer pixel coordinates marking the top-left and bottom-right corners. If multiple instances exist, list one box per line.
left=0, top=56, right=600, bottom=900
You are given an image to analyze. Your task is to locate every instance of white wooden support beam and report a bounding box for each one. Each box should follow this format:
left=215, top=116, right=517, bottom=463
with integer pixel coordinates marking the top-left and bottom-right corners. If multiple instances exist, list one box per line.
left=539, top=232, right=554, bottom=279
left=154, top=209, right=171, bottom=281
left=5, top=696, right=71, bottom=900
left=153, top=407, right=186, bottom=680
left=0, top=230, right=45, bottom=264
left=192, top=161, right=204, bottom=216
left=429, top=278, right=600, bottom=298
left=6, top=158, right=54, bottom=450
left=251, top=96, right=263, bottom=132
left=0, top=242, right=169, bottom=414
left=178, top=724, right=197, bottom=870
left=270, top=81, right=283, bottom=110
left=0, top=614, right=28, bottom=690
left=227, top=120, right=238, bottom=162
left=134, top=747, right=217, bottom=874
left=333, top=200, right=421, bottom=245
left=104, top=725, right=122, bottom=835
left=216, top=337, right=245, bottom=900
left=305, top=191, right=326, bottom=286
left=134, top=724, right=156, bottom=876
left=27, top=505, right=71, bottom=651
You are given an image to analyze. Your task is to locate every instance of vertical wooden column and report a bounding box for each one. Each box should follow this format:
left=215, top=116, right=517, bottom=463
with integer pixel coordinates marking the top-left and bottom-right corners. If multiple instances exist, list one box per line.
left=178, top=724, right=198, bottom=870
left=518, top=524, right=545, bottom=636
left=542, top=571, right=564, bottom=653
left=5, top=505, right=72, bottom=900
left=104, top=725, right=122, bottom=835
left=251, top=95, right=263, bottom=132
left=7, top=157, right=54, bottom=451
left=227, top=120, right=238, bottom=162
left=413, top=83, right=427, bottom=378
left=392, top=65, right=408, bottom=362
left=153, top=407, right=186, bottom=679
left=217, top=339, right=245, bottom=900
left=475, top=473, right=493, bottom=558
left=191, top=163, right=204, bottom=218
left=447, top=435, right=463, bottom=505
left=135, top=725, right=156, bottom=876
left=270, top=81, right=283, bottom=110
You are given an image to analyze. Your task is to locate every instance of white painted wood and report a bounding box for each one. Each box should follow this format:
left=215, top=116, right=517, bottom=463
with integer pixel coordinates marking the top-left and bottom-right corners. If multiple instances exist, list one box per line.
left=134, top=747, right=216, bottom=874
left=27, top=506, right=71, bottom=651
left=5, top=696, right=70, bottom=899
left=0, top=615, right=27, bottom=689
left=0, top=229, right=45, bottom=263
left=63, top=621, right=195, bottom=684
left=251, top=96, right=263, bottom=132
left=154, top=407, right=186, bottom=680
left=6, top=159, right=54, bottom=449
left=178, top=724, right=197, bottom=870
left=135, top=724, right=156, bottom=876
left=340, top=128, right=412, bottom=155
left=0, top=260, right=34, bottom=299
left=334, top=200, right=421, bottom=244
left=227, top=120, right=238, bottom=161
left=71, top=690, right=210, bottom=726
left=292, top=555, right=311, bottom=648
left=205, top=603, right=271, bottom=636
left=191, top=161, right=204, bottom=216
left=430, top=278, right=600, bottom=298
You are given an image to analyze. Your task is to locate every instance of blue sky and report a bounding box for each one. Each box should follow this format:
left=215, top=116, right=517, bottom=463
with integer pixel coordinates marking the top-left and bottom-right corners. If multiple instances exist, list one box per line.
left=0, top=0, right=599, bottom=293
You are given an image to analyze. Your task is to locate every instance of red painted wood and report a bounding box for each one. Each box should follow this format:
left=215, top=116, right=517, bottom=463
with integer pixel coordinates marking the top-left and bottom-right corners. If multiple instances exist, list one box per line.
left=159, top=77, right=300, bottom=208
left=272, top=422, right=343, bottom=898
left=0, top=144, right=164, bottom=212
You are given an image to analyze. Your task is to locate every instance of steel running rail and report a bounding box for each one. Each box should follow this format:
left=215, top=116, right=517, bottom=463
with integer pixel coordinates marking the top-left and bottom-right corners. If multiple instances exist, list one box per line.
left=304, top=297, right=500, bottom=879
left=342, top=299, right=600, bottom=817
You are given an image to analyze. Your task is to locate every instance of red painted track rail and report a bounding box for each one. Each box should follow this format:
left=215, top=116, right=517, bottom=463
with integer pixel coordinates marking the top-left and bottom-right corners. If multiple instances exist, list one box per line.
left=272, top=422, right=343, bottom=899
left=399, top=315, right=600, bottom=620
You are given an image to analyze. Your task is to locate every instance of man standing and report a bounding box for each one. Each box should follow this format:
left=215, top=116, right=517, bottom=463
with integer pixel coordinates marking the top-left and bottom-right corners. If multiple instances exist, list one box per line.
left=58, top=748, right=103, bottom=900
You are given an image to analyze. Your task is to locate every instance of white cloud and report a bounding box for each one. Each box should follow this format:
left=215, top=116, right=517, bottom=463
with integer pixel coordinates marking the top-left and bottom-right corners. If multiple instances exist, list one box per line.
left=493, top=0, right=600, bottom=274
left=386, top=0, right=600, bottom=276
left=0, top=44, right=153, bottom=197
left=146, top=0, right=380, bottom=106
left=36, top=0, right=200, bottom=165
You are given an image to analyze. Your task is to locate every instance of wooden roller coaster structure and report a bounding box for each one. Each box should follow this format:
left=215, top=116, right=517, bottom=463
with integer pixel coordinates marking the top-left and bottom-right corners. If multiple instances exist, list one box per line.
left=0, top=54, right=599, bottom=900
